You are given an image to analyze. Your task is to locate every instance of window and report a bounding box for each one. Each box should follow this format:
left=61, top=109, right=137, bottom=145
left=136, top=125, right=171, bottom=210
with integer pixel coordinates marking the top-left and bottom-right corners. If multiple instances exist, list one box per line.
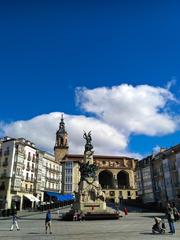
left=17, top=168, right=20, bottom=176
left=3, top=157, right=8, bottom=166
left=27, top=162, right=30, bottom=171
left=26, top=173, right=29, bottom=180
left=25, top=184, right=28, bottom=190
left=28, top=152, right=31, bottom=160
left=128, top=191, right=131, bottom=196
left=65, top=184, right=72, bottom=192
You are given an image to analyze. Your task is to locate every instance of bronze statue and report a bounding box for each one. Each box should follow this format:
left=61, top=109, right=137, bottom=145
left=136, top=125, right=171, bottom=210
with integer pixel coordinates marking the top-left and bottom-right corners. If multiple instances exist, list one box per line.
left=83, top=131, right=93, bottom=153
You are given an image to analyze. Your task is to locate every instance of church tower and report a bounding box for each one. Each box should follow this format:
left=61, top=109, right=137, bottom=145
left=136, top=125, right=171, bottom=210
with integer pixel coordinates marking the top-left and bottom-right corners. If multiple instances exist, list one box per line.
left=54, top=114, right=69, bottom=162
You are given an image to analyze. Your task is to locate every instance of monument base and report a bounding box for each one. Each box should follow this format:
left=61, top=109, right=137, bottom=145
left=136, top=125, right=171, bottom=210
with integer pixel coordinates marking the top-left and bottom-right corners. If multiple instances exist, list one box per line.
left=62, top=210, right=119, bottom=221
left=74, top=200, right=106, bottom=212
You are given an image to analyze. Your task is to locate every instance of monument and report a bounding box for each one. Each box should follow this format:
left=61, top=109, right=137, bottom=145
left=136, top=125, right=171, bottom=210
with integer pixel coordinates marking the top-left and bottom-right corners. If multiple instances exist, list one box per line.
left=62, top=131, right=119, bottom=220
left=74, top=131, right=106, bottom=213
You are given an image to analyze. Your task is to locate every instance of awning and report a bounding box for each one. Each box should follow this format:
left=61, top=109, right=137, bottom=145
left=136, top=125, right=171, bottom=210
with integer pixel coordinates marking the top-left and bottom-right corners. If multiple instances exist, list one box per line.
left=32, top=195, right=40, bottom=202
left=24, top=194, right=40, bottom=202
left=45, top=192, right=75, bottom=202
left=24, top=194, right=35, bottom=202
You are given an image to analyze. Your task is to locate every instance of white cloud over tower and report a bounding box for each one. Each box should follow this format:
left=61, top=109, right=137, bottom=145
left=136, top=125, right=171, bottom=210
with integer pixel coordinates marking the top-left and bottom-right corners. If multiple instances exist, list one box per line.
left=0, top=84, right=179, bottom=158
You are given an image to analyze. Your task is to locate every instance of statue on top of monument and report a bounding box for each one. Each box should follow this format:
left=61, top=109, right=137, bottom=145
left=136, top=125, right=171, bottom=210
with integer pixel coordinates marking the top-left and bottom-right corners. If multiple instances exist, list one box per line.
left=83, top=131, right=93, bottom=153
left=78, top=131, right=98, bottom=184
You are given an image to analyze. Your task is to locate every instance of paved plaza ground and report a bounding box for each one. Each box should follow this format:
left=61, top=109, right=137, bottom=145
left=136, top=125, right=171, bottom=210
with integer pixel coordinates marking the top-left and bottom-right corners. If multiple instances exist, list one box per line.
left=0, top=210, right=179, bottom=240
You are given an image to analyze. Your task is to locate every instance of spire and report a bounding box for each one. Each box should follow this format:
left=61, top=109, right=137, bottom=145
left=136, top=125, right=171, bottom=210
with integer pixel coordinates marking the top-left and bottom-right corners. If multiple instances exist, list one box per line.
left=55, top=114, right=68, bottom=148
left=59, top=114, right=65, bottom=133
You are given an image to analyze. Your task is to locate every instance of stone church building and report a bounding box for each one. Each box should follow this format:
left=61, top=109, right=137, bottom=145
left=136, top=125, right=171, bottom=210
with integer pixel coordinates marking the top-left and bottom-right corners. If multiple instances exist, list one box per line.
left=54, top=116, right=138, bottom=204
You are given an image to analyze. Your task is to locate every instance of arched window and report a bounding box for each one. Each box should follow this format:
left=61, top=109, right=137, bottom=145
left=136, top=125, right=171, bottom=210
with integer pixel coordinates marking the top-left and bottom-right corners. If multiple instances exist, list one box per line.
left=117, top=171, right=129, bottom=188
left=99, top=170, right=114, bottom=189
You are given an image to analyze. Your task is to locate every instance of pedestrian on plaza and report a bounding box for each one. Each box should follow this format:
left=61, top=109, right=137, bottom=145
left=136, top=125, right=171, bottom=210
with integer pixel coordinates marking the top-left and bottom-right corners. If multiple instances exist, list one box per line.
left=73, top=210, right=78, bottom=221
left=79, top=211, right=85, bottom=221
left=124, top=207, right=128, bottom=216
left=165, top=202, right=175, bottom=234
left=10, top=213, right=20, bottom=231
left=172, top=202, right=179, bottom=221
left=45, top=209, right=52, bottom=234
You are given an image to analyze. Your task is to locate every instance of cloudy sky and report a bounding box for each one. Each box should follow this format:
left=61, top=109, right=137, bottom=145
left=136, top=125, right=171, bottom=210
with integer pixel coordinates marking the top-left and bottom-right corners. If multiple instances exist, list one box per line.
left=0, top=1, right=180, bottom=158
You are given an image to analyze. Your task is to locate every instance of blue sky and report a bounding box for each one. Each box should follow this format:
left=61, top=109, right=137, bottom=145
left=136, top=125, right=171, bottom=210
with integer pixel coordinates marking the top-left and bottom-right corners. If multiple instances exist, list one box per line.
left=0, top=0, right=180, bottom=157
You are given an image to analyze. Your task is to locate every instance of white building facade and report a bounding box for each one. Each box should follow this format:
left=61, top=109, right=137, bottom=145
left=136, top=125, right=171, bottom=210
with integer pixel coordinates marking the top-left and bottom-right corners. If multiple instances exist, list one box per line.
left=0, top=137, right=62, bottom=211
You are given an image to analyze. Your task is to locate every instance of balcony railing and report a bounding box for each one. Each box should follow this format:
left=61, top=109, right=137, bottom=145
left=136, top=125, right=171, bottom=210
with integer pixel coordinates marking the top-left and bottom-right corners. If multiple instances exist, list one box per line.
left=25, top=177, right=35, bottom=183
left=46, top=166, right=59, bottom=173
left=20, top=187, right=34, bottom=193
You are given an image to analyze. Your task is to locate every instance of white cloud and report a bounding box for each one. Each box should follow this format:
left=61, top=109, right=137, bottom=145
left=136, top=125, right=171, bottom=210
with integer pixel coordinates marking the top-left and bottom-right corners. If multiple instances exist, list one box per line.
left=0, top=83, right=179, bottom=159
left=76, top=84, right=178, bottom=136
left=0, top=112, right=127, bottom=155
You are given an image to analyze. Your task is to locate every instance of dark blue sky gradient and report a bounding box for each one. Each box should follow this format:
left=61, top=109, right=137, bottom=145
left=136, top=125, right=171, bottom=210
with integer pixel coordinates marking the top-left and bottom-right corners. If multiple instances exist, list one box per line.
left=0, top=1, right=180, bottom=154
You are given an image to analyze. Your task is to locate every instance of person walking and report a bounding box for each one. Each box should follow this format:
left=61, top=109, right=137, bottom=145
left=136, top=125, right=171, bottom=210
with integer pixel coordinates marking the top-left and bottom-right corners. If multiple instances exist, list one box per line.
left=166, top=203, right=175, bottom=234
left=10, top=213, right=20, bottom=231
left=45, top=209, right=52, bottom=234
left=172, top=202, right=179, bottom=221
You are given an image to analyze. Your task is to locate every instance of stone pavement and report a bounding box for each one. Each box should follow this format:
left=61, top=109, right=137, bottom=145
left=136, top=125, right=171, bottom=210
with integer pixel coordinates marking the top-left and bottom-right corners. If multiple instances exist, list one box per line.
left=0, top=211, right=179, bottom=240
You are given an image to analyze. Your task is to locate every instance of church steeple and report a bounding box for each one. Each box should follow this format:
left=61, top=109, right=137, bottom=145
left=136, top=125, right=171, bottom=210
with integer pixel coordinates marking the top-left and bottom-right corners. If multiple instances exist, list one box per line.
left=54, top=114, right=69, bottom=162
left=59, top=114, right=66, bottom=135
left=55, top=114, right=68, bottom=148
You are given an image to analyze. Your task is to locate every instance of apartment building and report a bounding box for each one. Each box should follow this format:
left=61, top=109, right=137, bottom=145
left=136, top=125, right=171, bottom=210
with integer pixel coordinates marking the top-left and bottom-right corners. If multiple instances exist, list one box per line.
left=137, top=144, right=180, bottom=207
left=0, top=137, right=62, bottom=210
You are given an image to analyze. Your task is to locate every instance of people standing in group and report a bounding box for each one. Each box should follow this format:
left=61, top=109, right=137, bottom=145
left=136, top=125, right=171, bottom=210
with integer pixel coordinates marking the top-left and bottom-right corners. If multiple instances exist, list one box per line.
left=10, top=213, right=20, bottom=231
left=166, top=202, right=175, bottom=234
left=45, top=209, right=52, bottom=234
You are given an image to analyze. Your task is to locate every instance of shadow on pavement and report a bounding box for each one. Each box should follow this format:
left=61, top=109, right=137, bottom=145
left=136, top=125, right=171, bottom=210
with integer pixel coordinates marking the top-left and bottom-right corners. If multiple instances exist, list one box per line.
left=140, top=232, right=154, bottom=235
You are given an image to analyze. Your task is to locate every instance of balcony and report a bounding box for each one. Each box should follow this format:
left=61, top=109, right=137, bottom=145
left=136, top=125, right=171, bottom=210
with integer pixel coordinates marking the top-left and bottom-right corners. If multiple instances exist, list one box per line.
left=46, top=177, right=58, bottom=182
left=25, top=177, right=35, bottom=183
left=46, top=166, right=59, bottom=173
left=20, top=187, right=34, bottom=193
